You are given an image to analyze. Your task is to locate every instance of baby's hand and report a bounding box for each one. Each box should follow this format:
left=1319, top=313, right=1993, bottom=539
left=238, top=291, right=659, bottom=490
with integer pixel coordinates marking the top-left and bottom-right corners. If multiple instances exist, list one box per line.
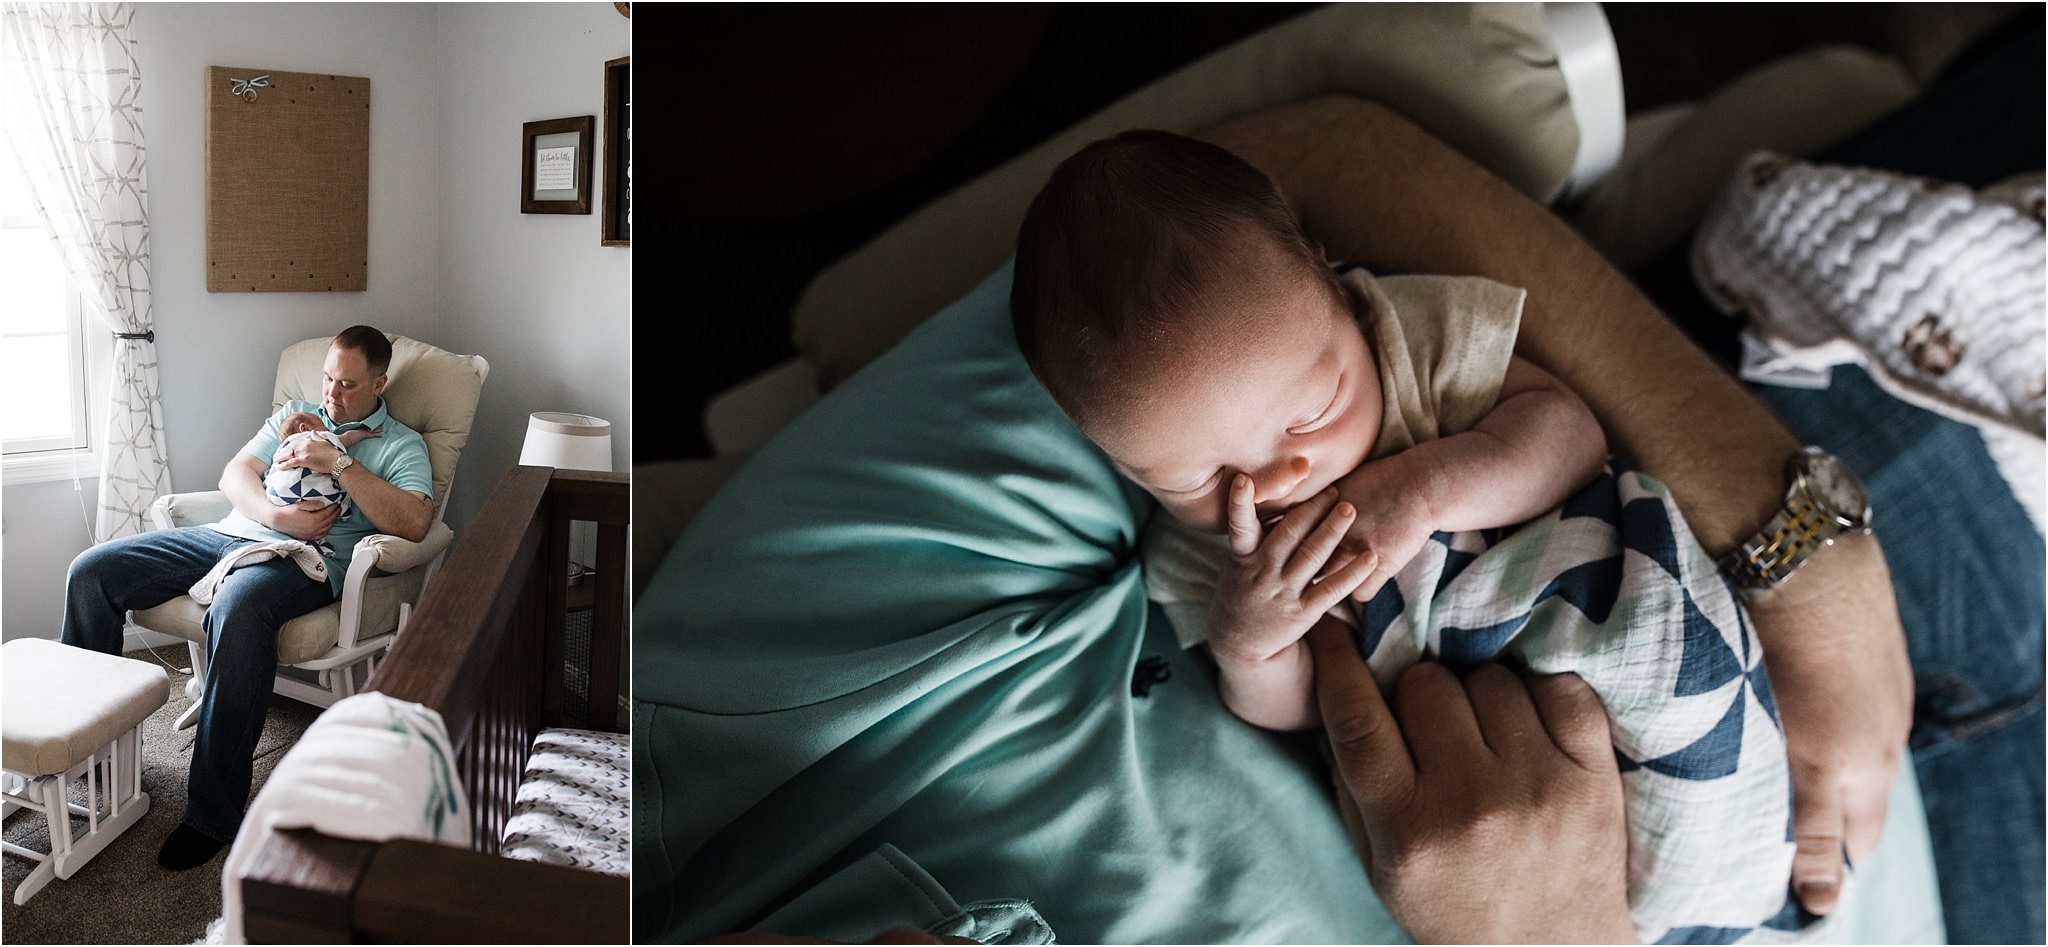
left=336, top=426, right=382, bottom=448
left=1208, top=475, right=1380, bottom=669
left=1331, top=456, right=1440, bottom=603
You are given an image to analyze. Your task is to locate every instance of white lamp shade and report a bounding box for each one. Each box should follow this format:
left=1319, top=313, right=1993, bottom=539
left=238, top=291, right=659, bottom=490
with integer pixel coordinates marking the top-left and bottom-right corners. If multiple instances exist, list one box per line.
left=519, top=412, right=613, bottom=472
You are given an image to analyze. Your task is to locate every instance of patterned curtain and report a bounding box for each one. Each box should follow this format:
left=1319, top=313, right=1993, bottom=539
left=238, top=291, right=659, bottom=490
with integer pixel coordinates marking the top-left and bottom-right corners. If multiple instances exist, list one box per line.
left=0, top=2, right=168, bottom=540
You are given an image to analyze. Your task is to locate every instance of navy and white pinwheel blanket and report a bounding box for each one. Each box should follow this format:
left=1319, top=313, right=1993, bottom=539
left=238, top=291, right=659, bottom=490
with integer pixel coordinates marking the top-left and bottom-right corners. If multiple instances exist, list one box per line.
left=1356, top=461, right=1833, bottom=944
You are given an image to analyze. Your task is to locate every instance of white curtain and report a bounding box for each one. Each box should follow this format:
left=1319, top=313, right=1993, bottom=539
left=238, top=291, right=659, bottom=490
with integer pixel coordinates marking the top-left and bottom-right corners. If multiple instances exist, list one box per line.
left=1, top=2, right=168, bottom=540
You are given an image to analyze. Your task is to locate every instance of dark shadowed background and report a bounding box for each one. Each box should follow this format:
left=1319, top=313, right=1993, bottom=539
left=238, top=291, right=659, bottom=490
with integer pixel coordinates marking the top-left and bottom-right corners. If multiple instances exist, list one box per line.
left=642, top=2, right=2023, bottom=461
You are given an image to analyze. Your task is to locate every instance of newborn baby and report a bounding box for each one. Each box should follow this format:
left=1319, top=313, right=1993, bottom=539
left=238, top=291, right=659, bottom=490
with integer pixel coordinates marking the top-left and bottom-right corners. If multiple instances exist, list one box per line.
left=264, top=410, right=380, bottom=521
left=1009, top=130, right=1817, bottom=943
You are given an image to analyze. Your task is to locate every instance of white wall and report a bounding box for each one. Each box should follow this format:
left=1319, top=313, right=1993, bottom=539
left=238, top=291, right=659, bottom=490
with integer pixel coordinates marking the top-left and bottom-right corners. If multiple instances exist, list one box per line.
left=139, top=2, right=447, bottom=487
left=1, top=479, right=99, bottom=641
left=436, top=3, right=632, bottom=529
left=2, top=2, right=630, bottom=639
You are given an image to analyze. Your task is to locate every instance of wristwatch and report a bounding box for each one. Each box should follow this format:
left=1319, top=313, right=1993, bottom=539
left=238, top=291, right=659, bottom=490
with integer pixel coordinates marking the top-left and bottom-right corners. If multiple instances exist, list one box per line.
left=1719, top=447, right=1873, bottom=598
left=330, top=453, right=355, bottom=477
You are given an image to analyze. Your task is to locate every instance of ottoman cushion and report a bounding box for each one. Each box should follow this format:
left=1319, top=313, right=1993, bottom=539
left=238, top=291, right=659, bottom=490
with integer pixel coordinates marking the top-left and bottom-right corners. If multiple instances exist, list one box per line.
left=2, top=639, right=169, bottom=777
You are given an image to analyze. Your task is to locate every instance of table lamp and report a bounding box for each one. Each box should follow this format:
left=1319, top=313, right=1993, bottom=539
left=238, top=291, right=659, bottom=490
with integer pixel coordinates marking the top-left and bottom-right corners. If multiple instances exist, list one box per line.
left=519, top=412, right=613, bottom=583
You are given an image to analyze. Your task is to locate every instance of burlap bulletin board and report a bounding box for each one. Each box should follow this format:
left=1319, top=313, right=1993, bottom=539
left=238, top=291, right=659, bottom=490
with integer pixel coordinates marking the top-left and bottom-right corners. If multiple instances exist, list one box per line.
left=206, top=66, right=369, bottom=293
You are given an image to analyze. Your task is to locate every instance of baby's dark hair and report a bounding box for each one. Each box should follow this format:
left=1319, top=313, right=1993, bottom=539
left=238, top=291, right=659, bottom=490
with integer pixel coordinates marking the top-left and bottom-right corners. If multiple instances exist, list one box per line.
left=1011, top=129, right=1338, bottom=427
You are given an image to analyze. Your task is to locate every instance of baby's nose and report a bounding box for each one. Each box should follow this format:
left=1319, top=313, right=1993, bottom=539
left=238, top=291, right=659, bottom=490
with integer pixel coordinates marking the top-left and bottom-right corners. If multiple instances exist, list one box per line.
left=1252, top=456, right=1311, bottom=507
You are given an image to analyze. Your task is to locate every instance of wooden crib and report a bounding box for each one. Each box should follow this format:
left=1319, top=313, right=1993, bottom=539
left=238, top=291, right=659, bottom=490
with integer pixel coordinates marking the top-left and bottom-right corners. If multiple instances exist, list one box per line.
left=236, top=466, right=631, bottom=943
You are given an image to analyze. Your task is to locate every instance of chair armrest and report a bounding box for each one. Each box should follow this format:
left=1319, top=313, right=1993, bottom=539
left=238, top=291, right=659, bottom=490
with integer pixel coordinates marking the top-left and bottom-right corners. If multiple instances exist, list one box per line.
left=151, top=490, right=233, bottom=530
left=351, top=521, right=454, bottom=576
left=335, top=522, right=454, bottom=649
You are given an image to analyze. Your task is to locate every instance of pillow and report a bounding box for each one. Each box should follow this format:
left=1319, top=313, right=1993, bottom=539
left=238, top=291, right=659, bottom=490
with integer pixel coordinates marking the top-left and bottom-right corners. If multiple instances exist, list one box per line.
left=634, top=263, right=1404, bottom=943
left=791, top=2, right=1583, bottom=390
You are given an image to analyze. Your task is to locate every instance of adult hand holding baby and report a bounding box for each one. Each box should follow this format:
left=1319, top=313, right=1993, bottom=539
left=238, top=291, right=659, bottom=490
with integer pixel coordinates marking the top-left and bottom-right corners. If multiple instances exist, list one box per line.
left=1309, top=619, right=1635, bottom=944
left=273, top=435, right=343, bottom=473
left=265, top=500, right=341, bottom=542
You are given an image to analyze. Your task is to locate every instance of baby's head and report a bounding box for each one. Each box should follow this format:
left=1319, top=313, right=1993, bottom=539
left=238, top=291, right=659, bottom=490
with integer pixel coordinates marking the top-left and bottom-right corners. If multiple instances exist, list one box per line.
left=1012, top=130, right=1382, bottom=533
left=280, top=411, right=325, bottom=439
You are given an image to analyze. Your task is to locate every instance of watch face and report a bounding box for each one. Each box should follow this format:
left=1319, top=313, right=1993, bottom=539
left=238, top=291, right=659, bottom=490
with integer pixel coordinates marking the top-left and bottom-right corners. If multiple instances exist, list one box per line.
left=1800, top=450, right=1869, bottom=527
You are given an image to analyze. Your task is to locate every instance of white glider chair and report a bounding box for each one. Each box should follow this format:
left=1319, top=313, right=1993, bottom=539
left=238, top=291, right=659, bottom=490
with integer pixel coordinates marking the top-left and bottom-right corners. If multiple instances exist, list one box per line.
left=132, top=333, right=488, bottom=727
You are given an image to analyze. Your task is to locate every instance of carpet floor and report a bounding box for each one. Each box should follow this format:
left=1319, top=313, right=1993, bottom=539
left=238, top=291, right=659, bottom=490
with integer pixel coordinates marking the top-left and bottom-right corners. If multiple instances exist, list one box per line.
left=2, top=645, right=319, bottom=944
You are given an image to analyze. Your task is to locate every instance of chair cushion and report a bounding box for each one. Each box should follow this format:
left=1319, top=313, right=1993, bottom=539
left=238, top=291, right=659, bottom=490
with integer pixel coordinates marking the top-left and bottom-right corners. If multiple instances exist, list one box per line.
left=791, top=2, right=1581, bottom=390
left=501, top=728, right=630, bottom=876
left=2, top=639, right=169, bottom=777
left=274, top=333, right=485, bottom=514
left=133, top=597, right=342, bottom=665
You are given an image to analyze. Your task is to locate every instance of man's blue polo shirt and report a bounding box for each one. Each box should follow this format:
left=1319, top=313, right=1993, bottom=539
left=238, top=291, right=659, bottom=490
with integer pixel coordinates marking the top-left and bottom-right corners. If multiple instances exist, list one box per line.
left=209, top=399, right=434, bottom=595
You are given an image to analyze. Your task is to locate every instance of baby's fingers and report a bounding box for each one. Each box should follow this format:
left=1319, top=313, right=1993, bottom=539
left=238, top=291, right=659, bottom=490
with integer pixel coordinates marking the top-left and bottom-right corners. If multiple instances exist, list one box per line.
left=1282, top=501, right=1357, bottom=588
left=1226, top=474, right=1262, bottom=557
left=1305, top=547, right=1379, bottom=615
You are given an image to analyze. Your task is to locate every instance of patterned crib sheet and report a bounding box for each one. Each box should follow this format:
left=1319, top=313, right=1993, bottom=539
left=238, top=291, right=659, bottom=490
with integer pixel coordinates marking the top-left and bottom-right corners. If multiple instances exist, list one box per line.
left=500, top=727, right=631, bottom=876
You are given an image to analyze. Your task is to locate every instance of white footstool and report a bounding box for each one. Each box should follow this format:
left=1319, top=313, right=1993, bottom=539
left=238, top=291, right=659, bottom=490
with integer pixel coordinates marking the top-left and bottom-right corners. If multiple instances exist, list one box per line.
left=2, top=638, right=169, bottom=904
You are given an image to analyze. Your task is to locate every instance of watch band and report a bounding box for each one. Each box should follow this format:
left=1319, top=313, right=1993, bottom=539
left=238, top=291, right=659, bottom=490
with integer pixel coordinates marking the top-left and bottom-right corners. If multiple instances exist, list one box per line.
left=1717, top=494, right=1838, bottom=594
left=330, top=454, right=354, bottom=477
left=1719, top=447, right=1873, bottom=599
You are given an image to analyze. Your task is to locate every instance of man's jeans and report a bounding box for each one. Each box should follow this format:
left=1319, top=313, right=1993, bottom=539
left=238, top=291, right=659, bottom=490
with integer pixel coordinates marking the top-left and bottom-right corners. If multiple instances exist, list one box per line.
left=61, top=525, right=334, bottom=842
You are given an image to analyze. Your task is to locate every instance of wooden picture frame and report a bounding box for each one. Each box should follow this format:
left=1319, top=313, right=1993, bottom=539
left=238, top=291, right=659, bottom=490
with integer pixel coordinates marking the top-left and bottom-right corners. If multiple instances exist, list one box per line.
left=602, top=57, right=631, bottom=246
left=522, top=116, right=594, bottom=215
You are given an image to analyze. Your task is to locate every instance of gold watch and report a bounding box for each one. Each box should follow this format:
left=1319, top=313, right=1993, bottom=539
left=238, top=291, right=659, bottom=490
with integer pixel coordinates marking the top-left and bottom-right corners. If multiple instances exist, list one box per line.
left=1719, top=447, right=1873, bottom=598
left=330, top=453, right=355, bottom=477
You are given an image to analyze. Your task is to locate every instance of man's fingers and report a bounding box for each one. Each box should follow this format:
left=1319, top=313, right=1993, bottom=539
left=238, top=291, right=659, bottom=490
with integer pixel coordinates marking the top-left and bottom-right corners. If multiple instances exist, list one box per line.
left=1789, top=765, right=1847, bottom=915
left=1282, top=501, right=1356, bottom=587
left=1309, top=619, right=1415, bottom=815
left=1463, top=664, right=1544, bottom=760
left=1394, top=662, right=1486, bottom=773
left=1226, top=474, right=1261, bottom=557
left=1524, top=672, right=1615, bottom=775
left=1844, top=780, right=1890, bottom=866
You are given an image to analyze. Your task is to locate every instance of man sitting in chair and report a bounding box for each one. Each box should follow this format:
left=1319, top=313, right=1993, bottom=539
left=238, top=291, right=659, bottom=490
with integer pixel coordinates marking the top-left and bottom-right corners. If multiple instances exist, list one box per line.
left=61, top=324, right=434, bottom=870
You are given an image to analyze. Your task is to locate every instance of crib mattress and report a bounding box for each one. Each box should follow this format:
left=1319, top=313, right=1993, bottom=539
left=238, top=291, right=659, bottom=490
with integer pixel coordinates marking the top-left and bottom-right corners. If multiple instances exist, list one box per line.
left=500, top=727, right=630, bottom=876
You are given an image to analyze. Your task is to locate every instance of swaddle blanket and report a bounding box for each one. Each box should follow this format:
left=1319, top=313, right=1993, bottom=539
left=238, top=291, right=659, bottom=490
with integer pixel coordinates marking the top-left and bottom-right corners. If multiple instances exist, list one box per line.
left=1359, top=461, right=1826, bottom=944
left=1693, top=151, right=2045, bottom=534
left=220, top=692, right=468, bottom=944
left=266, top=430, right=355, bottom=556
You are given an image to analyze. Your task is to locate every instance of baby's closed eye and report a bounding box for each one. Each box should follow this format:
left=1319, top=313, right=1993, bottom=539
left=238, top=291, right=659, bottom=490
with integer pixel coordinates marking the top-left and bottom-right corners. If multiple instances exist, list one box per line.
left=1158, top=471, right=1221, bottom=496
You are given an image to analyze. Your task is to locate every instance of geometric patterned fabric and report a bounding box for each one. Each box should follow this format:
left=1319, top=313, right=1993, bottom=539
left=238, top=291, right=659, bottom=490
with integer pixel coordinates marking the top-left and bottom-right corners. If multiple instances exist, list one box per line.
left=1355, top=461, right=1829, bottom=944
left=500, top=728, right=630, bottom=877
left=0, top=3, right=169, bottom=541
left=264, top=430, right=353, bottom=556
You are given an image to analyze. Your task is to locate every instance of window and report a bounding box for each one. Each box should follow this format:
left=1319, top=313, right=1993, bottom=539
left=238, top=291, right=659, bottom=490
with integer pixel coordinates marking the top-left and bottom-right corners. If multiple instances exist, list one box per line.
left=1, top=142, right=105, bottom=484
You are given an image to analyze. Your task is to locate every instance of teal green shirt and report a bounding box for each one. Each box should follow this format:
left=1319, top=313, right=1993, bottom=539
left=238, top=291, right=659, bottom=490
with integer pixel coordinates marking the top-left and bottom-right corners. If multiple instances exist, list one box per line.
left=209, top=399, right=433, bottom=595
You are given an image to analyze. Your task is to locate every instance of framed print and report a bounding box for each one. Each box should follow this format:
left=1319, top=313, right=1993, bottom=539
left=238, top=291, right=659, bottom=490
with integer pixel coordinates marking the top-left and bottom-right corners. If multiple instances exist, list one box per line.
left=602, top=56, right=631, bottom=246
left=522, top=116, right=594, bottom=214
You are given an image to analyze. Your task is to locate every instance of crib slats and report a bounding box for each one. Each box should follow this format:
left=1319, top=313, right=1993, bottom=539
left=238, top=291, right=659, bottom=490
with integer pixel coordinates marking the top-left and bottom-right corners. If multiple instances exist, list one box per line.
left=587, top=521, right=627, bottom=731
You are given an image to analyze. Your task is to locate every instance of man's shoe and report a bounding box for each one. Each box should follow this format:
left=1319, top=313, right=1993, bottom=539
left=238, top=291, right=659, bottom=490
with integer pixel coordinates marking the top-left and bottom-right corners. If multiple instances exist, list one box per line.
left=157, top=822, right=226, bottom=871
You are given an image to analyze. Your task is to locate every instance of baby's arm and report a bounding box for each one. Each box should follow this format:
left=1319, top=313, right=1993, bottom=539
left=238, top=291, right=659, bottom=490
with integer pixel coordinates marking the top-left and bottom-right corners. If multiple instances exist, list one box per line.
left=1208, top=476, right=1379, bottom=731
left=335, top=426, right=382, bottom=449
left=1336, top=355, right=1606, bottom=600
left=1410, top=354, right=1607, bottom=530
